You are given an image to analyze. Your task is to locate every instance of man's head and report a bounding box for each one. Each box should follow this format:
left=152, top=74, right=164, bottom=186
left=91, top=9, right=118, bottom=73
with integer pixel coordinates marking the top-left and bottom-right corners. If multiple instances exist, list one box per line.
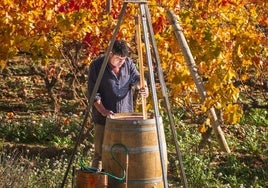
left=111, top=40, right=129, bottom=57
left=109, top=40, right=129, bottom=68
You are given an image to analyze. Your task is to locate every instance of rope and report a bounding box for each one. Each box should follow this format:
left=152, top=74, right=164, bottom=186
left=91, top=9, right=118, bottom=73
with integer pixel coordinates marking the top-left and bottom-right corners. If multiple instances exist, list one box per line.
left=79, top=143, right=129, bottom=182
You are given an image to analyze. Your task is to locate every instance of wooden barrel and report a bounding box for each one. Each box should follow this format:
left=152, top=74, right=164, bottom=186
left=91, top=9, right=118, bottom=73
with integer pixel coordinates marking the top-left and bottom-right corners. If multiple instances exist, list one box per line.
left=75, top=169, right=108, bottom=188
left=102, top=113, right=167, bottom=188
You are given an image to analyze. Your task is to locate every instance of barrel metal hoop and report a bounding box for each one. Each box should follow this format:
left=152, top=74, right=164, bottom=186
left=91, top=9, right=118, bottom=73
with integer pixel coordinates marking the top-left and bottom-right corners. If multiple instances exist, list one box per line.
left=105, top=126, right=156, bottom=132
left=127, top=176, right=163, bottom=184
left=102, top=145, right=159, bottom=153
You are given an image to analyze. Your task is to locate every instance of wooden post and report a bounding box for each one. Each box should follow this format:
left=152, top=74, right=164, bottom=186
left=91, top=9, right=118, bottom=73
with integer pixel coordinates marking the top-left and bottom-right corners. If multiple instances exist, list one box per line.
left=106, top=0, right=112, bottom=13
left=167, top=10, right=230, bottom=153
left=135, top=15, right=147, bottom=119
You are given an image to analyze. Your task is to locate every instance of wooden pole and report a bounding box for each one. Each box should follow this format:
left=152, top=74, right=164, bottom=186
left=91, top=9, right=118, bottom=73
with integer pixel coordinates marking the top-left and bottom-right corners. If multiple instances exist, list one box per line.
left=60, top=3, right=129, bottom=188
left=135, top=15, right=147, bottom=119
left=144, top=6, right=189, bottom=187
left=124, top=153, right=129, bottom=188
left=139, top=4, right=168, bottom=187
left=167, top=10, right=231, bottom=153
left=106, top=0, right=112, bottom=13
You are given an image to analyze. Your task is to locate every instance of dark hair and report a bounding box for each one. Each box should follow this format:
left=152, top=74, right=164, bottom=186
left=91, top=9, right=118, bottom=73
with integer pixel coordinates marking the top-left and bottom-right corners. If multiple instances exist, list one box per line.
left=112, top=40, right=129, bottom=57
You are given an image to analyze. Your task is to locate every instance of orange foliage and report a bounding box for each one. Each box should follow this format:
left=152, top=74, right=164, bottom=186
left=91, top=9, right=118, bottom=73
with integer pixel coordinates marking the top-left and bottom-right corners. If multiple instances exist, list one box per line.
left=0, top=0, right=267, bottom=124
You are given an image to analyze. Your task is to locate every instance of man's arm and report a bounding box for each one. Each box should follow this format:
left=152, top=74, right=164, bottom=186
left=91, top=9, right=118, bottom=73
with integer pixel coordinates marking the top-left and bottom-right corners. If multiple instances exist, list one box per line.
left=94, top=99, right=114, bottom=117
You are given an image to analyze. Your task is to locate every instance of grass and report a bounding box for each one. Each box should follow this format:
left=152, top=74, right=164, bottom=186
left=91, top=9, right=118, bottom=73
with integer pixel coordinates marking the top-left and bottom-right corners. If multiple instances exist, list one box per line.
left=166, top=108, right=268, bottom=187
left=0, top=149, right=74, bottom=187
left=0, top=114, right=80, bottom=147
left=0, top=108, right=267, bottom=187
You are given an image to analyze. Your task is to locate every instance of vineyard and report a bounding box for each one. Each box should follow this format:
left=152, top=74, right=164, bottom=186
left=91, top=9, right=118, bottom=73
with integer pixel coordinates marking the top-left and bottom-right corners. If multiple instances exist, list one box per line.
left=0, top=55, right=267, bottom=187
left=0, top=0, right=268, bottom=187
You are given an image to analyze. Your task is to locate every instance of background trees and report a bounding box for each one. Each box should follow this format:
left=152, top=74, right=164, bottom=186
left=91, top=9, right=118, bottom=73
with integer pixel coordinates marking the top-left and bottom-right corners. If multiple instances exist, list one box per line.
left=1, top=0, right=267, bottom=131
left=0, top=1, right=267, bottom=187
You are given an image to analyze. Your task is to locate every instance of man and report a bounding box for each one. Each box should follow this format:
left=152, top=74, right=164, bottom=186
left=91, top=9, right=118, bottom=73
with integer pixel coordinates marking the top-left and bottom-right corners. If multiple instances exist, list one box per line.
left=88, top=40, right=148, bottom=170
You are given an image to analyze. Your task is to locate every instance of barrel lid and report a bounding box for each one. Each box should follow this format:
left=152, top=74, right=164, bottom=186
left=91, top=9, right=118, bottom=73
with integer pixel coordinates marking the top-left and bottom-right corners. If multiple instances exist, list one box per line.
left=106, top=113, right=162, bottom=125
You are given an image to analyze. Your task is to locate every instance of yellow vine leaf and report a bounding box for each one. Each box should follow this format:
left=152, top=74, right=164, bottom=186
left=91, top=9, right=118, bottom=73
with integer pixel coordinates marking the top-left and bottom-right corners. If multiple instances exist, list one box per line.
left=223, top=69, right=236, bottom=83
left=45, top=9, right=54, bottom=21
left=223, top=104, right=243, bottom=124
left=215, top=101, right=222, bottom=109
left=198, top=124, right=207, bottom=133
left=237, top=45, right=243, bottom=58
left=0, top=60, right=6, bottom=70
left=37, top=35, right=48, bottom=46
left=201, top=98, right=215, bottom=113
left=230, top=84, right=240, bottom=101
left=241, top=59, right=252, bottom=67
left=201, top=105, right=207, bottom=113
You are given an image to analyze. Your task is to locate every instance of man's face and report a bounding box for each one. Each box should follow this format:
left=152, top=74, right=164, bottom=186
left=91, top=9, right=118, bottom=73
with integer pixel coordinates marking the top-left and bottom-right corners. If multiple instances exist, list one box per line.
left=109, top=53, right=126, bottom=68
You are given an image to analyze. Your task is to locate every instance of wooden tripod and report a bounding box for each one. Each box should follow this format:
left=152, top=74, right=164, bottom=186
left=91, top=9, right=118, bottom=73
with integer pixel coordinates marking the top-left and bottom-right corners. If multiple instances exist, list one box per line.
left=61, top=1, right=188, bottom=188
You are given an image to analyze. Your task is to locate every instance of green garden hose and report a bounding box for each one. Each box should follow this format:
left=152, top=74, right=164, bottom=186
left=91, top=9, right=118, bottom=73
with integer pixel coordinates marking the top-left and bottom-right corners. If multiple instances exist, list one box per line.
left=79, top=143, right=129, bottom=182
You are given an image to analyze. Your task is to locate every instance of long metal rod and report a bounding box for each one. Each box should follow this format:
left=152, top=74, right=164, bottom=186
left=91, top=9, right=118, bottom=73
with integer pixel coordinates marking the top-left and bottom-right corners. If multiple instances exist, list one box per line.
left=60, top=3, right=128, bottom=187
left=139, top=3, right=168, bottom=188
left=144, top=6, right=189, bottom=188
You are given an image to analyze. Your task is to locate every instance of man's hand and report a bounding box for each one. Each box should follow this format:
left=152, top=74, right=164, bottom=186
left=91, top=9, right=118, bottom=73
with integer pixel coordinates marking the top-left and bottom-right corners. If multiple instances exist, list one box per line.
left=139, top=86, right=149, bottom=98
left=94, top=100, right=114, bottom=117
left=100, top=109, right=114, bottom=117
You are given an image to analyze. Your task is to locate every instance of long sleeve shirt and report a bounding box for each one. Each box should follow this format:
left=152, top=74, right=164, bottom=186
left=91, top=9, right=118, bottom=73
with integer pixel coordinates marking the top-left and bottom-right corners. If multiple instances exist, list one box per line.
left=88, top=56, right=140, bottom=125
